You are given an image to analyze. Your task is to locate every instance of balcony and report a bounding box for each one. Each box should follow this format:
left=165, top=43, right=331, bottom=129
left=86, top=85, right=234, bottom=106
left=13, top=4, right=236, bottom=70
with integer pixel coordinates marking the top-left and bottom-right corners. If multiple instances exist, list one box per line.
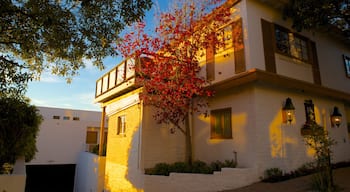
left=94, top=58, right=139, bottom=103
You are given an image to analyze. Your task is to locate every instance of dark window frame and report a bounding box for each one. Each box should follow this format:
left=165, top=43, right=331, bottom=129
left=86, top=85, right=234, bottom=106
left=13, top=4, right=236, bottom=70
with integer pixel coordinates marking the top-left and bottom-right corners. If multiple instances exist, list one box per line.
left=210, top=108, right=232, bottom=139
left=274, top=25, right=310, bottom=63
left=343, top=55, right=350, bottom=78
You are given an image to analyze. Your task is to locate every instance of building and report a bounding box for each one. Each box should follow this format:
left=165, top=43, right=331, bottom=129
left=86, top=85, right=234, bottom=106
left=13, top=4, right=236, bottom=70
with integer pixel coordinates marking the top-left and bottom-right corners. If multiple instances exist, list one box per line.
left=94, top=0, right=350, bottom=191
left=26, top=106, right=105, bottom=192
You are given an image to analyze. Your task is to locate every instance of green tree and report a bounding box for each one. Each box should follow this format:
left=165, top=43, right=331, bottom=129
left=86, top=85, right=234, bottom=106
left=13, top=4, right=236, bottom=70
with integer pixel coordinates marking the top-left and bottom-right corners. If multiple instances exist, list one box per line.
left=0, top=97, right=42, bottom=171
left=0, top=0, right=152, bottom=87
left=283, top=0, right=349, bottom=40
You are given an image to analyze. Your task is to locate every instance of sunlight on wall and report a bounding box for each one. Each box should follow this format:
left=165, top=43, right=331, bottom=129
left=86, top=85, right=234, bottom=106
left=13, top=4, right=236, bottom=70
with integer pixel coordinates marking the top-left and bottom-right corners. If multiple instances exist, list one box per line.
left=104, top=104, right=144, bottom=192
left=269, top=110, right=297, bottom=158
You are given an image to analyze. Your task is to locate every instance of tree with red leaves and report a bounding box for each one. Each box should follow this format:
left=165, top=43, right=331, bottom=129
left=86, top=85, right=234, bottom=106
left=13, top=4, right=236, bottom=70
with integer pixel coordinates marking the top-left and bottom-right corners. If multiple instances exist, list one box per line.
left=117, top=0, right=233, bottom=163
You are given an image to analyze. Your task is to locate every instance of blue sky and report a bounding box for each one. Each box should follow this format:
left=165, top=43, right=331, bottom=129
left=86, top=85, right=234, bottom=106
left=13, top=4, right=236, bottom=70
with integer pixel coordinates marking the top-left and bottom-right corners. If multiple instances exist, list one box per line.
left=26, top=0, right=169, bottom=111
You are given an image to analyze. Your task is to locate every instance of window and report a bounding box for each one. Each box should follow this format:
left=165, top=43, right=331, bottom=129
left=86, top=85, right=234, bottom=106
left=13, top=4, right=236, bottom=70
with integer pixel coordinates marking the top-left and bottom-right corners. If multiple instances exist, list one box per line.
left=210, top=108, right=232, bottom=139
left=86, top=131, right=98, bottom=144
left=216, top=24, right=233, bottom=53
left=304, top=100, right=315, bottom=123
left=275, top=25, right=309, bottom=62
left=116, top=63, right=126, bottom=84
left=53, top=115, right=60, bottom=119
left=73, top=117, right=80, bottom=121
left=343, top=55, right=350, bottom=78
left=63, top=116, right=70, bottom=120
left=117, top=115, right=126, bottom=135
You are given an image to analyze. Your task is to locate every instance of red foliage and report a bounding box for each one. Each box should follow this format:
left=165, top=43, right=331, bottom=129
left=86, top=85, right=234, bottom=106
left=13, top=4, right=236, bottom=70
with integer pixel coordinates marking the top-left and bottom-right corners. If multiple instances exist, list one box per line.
left=117, top=0, right=232, bottom=130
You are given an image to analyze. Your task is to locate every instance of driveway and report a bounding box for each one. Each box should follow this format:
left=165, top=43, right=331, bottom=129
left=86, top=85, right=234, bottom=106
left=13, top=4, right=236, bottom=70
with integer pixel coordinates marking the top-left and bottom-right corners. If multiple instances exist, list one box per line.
left=222, top=167, right=350, bottom=192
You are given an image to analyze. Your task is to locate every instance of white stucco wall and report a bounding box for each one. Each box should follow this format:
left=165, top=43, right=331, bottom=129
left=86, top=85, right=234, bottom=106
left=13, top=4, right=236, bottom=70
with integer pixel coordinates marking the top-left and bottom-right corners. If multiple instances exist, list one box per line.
left=193, top=86, right=257, bottom=169
left=254, top=86, right=350, bottom=174
left=27, top=107, right=101, bottom=165
left=245, top=0, right=350, bottom=93
left=193, top=84, right=350, bottom=177
left=74, top=152, right=105, bottom=192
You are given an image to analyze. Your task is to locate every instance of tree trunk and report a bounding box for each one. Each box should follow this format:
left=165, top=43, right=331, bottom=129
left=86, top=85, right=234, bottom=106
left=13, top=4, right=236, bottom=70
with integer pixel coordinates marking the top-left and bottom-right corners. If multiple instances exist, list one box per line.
left=185, top=114, right=193, bottom=164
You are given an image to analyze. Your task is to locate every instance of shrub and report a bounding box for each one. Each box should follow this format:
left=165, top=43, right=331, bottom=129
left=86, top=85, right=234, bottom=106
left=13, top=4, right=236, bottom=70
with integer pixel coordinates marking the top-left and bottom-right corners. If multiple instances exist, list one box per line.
left=263, top=168, right=284, bottom=182
left=169, top=162, right=191, bottom=173
left=191, top=160, right=213, bottom=174
left=144, top=159, right=236, bottom=176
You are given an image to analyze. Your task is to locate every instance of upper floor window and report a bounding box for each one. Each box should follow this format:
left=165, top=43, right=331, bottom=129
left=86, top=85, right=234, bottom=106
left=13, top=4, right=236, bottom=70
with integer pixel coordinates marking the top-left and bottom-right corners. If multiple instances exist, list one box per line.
left=216, top=24, right=233, bottom=53
left=210, top=108, right=232, bottom=139
left=343, top=55, right=350, bottom=78
left=275, top=25, right=309, bottom=62
left=73, top=117, right=80, bottom=121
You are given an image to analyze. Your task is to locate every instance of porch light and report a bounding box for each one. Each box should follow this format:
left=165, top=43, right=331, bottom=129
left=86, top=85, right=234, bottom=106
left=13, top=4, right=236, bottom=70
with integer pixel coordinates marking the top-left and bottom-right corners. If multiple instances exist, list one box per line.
left=331, top=106, right=342, bottom=127
left=283, top=98, right=295, bottom=124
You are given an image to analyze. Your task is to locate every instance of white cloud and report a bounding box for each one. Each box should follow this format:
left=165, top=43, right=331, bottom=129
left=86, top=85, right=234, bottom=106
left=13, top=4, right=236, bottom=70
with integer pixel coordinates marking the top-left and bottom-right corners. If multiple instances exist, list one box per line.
left=38, top=72, right=63, bottom=83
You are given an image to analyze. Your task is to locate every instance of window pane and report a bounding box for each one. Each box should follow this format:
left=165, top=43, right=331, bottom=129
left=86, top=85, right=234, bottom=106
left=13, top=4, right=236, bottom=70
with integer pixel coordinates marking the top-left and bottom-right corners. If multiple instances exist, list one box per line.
left=86, top=131, right=98, bottom=144
left=117, top=115, right=126, bottom=135
left=126, top=59, right=135, bottom=79
left=96, top=79, right=102, bottom=96
left=275, top=28, right=290, bottom=55
left=117, top=63, right=126, bottom=84
left=211, top=108, right=232, bottom=139
left=275, top=25, right=309, bottom=62
left=102, top=75, right=109, bottom=92
left=109, top=69, right=116, bottom=89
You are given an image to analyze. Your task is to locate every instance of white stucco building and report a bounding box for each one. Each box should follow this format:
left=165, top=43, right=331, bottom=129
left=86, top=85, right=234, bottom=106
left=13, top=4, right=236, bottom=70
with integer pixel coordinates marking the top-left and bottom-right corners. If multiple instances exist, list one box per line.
left=25, top=106, right=105, bottom=192
left=27, top=106, right=103, bottom=165
left=93, top=0, right=350, bottom=191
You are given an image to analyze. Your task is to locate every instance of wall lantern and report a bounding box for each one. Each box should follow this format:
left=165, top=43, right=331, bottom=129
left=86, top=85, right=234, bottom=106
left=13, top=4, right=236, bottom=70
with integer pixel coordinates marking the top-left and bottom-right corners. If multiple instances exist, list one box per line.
left=283, top=98, right=295, bottom=124
left=331, top=106, right=342, bottom=127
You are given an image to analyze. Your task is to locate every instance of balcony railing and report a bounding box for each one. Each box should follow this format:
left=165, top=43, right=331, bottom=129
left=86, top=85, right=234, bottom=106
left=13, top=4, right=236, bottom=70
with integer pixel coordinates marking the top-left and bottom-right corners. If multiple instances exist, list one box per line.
left=95, top=58, right=137, bottom=103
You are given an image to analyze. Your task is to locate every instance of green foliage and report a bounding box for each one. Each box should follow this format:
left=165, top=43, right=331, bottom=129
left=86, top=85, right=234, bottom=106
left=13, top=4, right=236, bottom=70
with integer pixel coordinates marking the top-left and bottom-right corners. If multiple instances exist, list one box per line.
left=1, top=163, right=13, bottom=174
left=0, top=97, right=42, bottom=168
left=283, top=0, right=349, bottom=41
left=302, top=122, right=337, bottom=191
left=92, top=144, right=107, bottom=156
left=0, top=0, right=152, bottom=87
left=265, top=168, right=283, bottom=180
left=144, top=159, right=237, bottom=176
left=210, top=159, right=237, bottom=171
left=0, top=57, right=32, bottom=98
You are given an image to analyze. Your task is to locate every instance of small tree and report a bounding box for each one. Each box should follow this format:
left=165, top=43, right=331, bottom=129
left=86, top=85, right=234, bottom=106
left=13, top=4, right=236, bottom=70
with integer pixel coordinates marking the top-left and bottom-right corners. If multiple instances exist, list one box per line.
left=118, top=0, right=233, bottom=163
left=0, top=96, right=42, bottom=173
left=303, top=122, right=337, bottom=192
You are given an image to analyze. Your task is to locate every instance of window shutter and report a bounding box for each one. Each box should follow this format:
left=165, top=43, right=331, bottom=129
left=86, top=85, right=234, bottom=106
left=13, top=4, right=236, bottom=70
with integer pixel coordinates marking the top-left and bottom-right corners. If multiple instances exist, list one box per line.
left=309, top=41, right=321, bottom=85
left=261, top=19, right=276, bottom=73
left=233, top=18, right=246, bottom=74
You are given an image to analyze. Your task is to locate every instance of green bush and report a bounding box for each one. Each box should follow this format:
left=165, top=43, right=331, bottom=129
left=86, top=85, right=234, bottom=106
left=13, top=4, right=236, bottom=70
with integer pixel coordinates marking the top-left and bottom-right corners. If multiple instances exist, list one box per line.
left=169, top=162, right=191, bottom=173
left=144, top=159, right=237, bottom=176
left=191, top=160, right=213, bottom=174
left=263, top=168, right=284, bottom=182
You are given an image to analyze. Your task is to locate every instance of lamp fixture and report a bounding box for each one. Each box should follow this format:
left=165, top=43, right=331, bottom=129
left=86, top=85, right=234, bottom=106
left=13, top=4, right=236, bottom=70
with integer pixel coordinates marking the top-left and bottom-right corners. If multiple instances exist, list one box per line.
left=283, top=98, right=295, bottom=124
left=331, top=106, right=342, bottom=127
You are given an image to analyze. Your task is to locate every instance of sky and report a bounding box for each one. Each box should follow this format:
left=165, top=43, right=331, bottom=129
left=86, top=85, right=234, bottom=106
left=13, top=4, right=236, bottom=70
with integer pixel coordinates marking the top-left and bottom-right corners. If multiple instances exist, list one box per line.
left=26, top=0, right=169, bottom=112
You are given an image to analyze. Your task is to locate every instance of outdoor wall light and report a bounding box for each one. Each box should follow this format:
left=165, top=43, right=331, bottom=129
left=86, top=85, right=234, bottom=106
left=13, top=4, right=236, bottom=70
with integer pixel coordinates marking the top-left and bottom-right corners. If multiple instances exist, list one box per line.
left=331, top=106, right=342, bottom=127
left=283, top=98, right=295, bottom=124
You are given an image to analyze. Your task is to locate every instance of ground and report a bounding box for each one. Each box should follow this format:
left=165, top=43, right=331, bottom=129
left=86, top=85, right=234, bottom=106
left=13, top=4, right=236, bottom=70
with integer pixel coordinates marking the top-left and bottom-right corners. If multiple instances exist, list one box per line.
left=222, top=167, right=350, bottom=192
